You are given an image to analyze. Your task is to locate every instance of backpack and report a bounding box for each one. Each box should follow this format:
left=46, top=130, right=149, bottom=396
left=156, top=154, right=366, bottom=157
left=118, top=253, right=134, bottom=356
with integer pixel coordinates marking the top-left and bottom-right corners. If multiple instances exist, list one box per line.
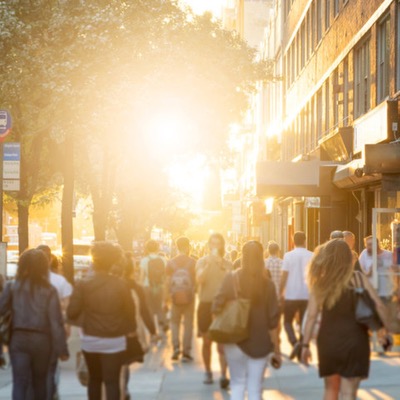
left=147, top=257, right=165, bottom=288
left=170, top=261, right=194, bottom=306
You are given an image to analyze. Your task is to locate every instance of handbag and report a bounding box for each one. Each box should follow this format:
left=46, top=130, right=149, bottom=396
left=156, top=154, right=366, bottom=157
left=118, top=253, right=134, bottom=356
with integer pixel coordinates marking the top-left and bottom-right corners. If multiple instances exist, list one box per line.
left=125, top=336, right=145, bottom=364
left=76, top=351, right=89, bottom=387
left=354, top=272, right=383, bottom=331
left=208, top=272, right=251, bottom=344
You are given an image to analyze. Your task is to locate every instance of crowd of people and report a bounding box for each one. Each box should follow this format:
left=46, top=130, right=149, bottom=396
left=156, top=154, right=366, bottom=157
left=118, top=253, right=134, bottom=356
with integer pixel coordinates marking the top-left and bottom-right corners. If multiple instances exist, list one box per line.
left=0, top=228, right=397, bottom=400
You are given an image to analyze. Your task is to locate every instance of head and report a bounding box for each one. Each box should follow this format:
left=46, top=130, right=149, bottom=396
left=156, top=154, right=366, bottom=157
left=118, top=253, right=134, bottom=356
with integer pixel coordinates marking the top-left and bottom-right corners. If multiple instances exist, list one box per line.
left=267, top=241, right=280, bottom=257
left=330, top=230, right=344, bottom=240
left=36, top=244, right=52, bottom=266
left=91, top=242, right=123, bottom=273
left=50, top=254, right=60, bottom=273
left=145, top=240, right=159, bottom=255
left=293, top=231, right=306, bottom=248
left=230, top=249, right=238, bottom=263
left=176, top=237, right=191, bottom=255
left=17, top=249, right=51, bottom=290
left=308, top=239, right=353, bottom=309
left=241, top=241, right=266, bottom=304
left=208, top=233, right=225, bottom=257
left=364, top=235, right=381, bottom=255
left=343, top=231, right=355, bottom=250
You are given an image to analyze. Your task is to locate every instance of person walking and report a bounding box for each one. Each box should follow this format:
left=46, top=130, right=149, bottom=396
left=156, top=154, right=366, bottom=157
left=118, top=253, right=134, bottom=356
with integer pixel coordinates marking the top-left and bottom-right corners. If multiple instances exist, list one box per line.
left=139, top=240, right=168, bottom=333
left=265, top=241, right=283, bottom=295
left=0, top=249, right=69, bottom=400
left=196, top=233, right=232, bottom=388
left=37, top=244, right=72, bottom=400
left=213, top=241, right=281, bottom=400
left=343, top=231, right=362, bottom=272
left=279, top=231, right=313, bottom=359
left=67, top=242, right=137, bottom=400
left=166, top=237, right=196, bottom=362
left=302, top=239, right=391, bottom=400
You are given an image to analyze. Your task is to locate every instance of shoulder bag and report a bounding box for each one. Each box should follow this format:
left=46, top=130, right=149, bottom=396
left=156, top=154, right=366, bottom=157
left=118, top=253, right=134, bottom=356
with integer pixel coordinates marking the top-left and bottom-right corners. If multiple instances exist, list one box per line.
left=354, top=271, right=383, bottom=331
left=208, top=272, right=251, bottom=344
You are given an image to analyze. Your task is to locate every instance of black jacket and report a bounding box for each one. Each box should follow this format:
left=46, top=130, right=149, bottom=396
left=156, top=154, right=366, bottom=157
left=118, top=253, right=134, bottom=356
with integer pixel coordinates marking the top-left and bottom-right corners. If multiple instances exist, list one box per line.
left=67, top=273, right=136, bottom=338
left=212, top=270, right=280, bottom=358
left=0, top=280, right=68, bottom=357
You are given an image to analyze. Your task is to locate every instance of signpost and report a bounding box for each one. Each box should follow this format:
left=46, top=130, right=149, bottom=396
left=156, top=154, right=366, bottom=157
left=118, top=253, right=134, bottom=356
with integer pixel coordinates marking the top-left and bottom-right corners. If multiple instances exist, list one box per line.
left=0, top=110, right=13, bottom=243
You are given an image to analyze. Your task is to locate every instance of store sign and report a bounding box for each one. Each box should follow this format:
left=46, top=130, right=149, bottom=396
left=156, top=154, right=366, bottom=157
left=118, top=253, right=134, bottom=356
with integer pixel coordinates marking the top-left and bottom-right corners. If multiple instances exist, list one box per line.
left=305, top=197, right=321, bottom=208
left=3, top=143, right=20, bottom=190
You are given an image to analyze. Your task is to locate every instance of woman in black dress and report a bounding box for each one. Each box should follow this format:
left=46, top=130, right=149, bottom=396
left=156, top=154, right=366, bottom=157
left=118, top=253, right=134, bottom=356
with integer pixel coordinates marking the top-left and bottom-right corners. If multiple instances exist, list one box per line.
left=301, top=239, right=390, bottom=400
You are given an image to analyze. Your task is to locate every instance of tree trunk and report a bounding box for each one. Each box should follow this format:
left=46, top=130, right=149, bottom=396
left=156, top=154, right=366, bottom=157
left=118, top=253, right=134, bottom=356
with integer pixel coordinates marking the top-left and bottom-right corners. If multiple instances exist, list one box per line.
left=61, top=136, right=74, bottom=284
left=93, top=205, right=107, bottom=242
left=17, top=202, right=29, bottom=254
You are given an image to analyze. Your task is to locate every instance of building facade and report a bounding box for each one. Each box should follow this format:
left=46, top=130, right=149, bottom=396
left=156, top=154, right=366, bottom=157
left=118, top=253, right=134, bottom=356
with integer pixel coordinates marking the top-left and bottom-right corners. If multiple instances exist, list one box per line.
left=257, top=0, right=400, bottom=253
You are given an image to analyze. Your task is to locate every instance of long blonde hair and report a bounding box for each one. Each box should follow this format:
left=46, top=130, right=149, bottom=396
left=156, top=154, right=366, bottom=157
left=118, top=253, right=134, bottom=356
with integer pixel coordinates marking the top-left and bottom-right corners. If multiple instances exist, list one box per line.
left=308, top=239, right=353, bottom=309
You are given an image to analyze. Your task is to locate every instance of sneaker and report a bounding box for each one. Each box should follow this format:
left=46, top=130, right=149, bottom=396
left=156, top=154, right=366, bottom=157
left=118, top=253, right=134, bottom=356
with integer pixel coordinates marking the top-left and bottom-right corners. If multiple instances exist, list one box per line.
left=220, top=377, right=230, bottom=390
left=289, top=342, right=301, bottom=361
left=203, top=371, right=213, bottom=385
left=171, top=351, right=180, bottom=361
left=181, top=354, right=193, bottom=363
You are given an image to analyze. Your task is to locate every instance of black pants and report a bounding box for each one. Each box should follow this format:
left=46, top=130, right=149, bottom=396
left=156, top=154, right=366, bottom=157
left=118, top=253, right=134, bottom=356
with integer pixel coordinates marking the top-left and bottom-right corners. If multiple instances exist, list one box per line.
left=9, top=330, right=51, bottom=400
left=83, top=351, right=125, bottom=400
left=283, top=300, right=308, bottom=346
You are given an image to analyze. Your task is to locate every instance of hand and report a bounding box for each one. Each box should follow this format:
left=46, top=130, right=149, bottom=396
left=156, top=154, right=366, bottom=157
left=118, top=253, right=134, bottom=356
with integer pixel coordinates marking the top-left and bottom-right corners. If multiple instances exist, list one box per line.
left=301, top=347, right=312, bottom=366
left=127, top=331, right=137, bottom=338
left=59, top=354, right=69, bottom=362
left=270, top=353, right=282, bottom=370
left=64, top=324, right=71, bottom=338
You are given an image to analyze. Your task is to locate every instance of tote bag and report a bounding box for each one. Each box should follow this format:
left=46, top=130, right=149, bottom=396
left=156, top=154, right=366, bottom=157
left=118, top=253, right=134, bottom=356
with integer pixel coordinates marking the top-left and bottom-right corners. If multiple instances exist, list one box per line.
left=208, top=272, right=251, bottom=344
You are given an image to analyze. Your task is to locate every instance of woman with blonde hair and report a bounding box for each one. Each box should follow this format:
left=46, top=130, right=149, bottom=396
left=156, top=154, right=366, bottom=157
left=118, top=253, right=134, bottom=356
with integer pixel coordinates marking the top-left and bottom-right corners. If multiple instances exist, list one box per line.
left=301, top=239, right=391, bottom=400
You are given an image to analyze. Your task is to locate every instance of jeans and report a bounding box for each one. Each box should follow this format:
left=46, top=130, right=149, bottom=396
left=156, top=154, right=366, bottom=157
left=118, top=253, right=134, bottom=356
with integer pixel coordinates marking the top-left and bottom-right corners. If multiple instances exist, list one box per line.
left=224, top=344, right=268, bottom=400
left=9, top=330, right=52, bottom=400
left=83, top=351, right=125, bottom=400
left=283, top=299, right=308, bottom=346
left=47, top=356, right=60, bottom=399
left=171, top=302, right=195, bottom=355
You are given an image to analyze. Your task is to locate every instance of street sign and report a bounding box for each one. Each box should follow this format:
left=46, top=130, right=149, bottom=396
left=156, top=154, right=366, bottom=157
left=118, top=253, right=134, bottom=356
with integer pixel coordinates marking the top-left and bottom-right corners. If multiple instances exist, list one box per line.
left=3, top=179, right=20, bottom=191
left=3, top=143, right=20, bottom=184
left=3, top=143, right=20, bottom=161
left=3, top=161, right=20, bottom=179
left=0, top=110, right=12, bottom=140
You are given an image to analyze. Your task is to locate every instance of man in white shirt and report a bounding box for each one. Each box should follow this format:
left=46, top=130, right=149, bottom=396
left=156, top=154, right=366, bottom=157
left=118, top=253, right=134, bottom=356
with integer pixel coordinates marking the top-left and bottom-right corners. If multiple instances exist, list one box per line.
left=280, top=232, right=313, bottom=357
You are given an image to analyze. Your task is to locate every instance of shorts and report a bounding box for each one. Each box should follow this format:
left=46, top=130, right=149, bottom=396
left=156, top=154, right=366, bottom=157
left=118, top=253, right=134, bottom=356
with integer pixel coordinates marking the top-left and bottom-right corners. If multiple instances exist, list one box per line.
left=197, top=302, right=213, bottom=336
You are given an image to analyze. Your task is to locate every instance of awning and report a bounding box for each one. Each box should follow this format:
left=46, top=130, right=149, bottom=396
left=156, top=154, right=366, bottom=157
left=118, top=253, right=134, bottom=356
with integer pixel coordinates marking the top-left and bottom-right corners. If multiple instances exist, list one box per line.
left=332, top=160, right=381, bottom=189
left=256, top=160, right=340, bottom=197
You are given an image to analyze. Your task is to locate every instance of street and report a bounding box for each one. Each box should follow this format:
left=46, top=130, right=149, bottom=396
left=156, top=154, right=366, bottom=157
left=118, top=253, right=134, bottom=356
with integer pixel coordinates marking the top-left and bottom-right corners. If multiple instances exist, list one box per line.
left=0, top=329, right=398, bottom=400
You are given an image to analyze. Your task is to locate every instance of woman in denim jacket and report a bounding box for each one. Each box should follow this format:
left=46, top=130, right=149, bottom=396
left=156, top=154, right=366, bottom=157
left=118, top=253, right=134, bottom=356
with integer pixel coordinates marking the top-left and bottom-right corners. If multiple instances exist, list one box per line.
left=0, top=249, right=69, bottom=400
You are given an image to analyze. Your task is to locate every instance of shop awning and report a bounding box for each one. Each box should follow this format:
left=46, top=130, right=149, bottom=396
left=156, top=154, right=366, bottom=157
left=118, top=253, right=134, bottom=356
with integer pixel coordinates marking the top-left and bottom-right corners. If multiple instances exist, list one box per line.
left=256, top=160, right=339, bottom=197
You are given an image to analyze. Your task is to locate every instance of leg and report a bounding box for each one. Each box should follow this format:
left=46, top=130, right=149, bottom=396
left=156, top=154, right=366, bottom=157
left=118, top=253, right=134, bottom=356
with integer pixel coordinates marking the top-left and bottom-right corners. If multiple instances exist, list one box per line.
left=182, top=302, right=195, bottom=356
left=84, top=352, right=103, bottom=400
left=246, top=355, right=268, bottom=400
left=202, top=335, right=212, bottom=373
left=298, top=300, right=308, bottom=342
left=224, top=344, right=247, bottom=400
left=47, top=355, right=58, bottom=400
left=340, top=377, right=362, bottom=400
left=170, top=305, right=182, bottom=354
left=31, top=348, right=51, bottom=400
left=284, top=300, right=298, bottom=346
left=9, top=350, right=31, bottom=400
left=100, top=352, right=124, bottom=400
left=323, top=375, right=341, bottom=400
left=217, top=343, right=228, bottom=378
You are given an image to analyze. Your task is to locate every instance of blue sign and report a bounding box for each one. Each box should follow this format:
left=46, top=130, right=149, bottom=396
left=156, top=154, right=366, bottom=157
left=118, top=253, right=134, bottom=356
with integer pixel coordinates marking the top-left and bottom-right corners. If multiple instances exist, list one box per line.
left=0, top=110, right=12, bottom=139
left=3, top=143, right=20, bottom=161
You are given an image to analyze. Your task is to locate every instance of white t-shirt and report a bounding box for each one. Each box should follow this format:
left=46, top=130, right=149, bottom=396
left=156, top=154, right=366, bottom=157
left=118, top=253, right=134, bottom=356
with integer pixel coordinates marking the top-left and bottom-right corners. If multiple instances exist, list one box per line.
left=81, top=334, right=126, bottom=354
left=282, top=247, right=313, bottom=300
left=50, top=272, right=73, bottom=300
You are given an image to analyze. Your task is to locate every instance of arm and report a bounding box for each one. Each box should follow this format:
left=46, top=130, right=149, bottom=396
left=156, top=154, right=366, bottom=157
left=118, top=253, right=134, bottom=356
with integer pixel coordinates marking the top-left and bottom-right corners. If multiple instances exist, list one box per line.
left=66, top=282, right=83, bottom=321
left=135, top=284, right=156, bottom=335
left=123, top=284, right=137, bottom=334
left=48, top=290, right=69, bottom=360
left=0, top=282, right=12, bottom=316
left=196, top=258, right=209, bottom=285
left=279, top=271, right=288, bottom=299
left=212, top=273, right=234, bottom=315
left=300, top=293, right=319, bottom=366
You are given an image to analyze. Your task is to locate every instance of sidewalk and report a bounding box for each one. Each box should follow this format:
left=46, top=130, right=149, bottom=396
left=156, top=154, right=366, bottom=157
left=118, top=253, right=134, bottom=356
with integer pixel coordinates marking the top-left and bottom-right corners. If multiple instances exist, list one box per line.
left=0, top=329, right=398, bottom=399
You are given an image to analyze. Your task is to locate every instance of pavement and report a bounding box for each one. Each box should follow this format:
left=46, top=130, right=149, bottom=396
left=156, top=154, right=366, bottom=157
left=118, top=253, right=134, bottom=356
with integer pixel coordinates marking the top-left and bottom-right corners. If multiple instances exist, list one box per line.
left=0, top=329, right=398, bottom=400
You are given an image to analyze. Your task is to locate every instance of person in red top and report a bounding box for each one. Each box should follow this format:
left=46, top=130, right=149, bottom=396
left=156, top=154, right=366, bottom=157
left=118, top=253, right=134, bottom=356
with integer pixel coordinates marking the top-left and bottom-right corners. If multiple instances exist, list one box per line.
left=166, top=237, right=197, bottom=362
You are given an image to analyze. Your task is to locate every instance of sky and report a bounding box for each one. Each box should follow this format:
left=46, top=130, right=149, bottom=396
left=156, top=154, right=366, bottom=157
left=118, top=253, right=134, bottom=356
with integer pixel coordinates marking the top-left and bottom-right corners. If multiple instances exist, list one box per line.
left=180, top=0, right=224, bottom=17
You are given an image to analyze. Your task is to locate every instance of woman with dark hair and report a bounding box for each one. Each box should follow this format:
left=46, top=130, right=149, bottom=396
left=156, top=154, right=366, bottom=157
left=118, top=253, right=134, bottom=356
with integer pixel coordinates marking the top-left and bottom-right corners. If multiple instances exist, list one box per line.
left=0, top=249, right=69, bottom=400
left=67, top=242, right=136, bottom=400
left=213, top=241, right=281, bottom=400
left=302, top=239, right=391, bottom=400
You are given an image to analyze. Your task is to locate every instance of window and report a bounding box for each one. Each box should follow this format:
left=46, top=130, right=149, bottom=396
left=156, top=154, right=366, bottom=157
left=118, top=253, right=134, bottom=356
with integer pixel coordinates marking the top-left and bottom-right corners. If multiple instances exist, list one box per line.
left=311, top=1, right=316, bottom=50
left=317, top=0, right=322, bottom=43
left=377, top=16, right=390, bottom=102
left=333, top=69, right=339, bottom=127
left=301, top=22, right=306, bottom=69
left=343, top=58, right=349, bottom=125
left=317, top=89, right=323, bottom=141
left=334, top=0, right=340, bottom=17
left=354, top=38, right=371, bottom=118
left=325, top=80, right=330, bottom=134
left=397, top=3, right=400, bottom=90
left=311, top=96, right=316, bottom=148
left=325, top=0, right=330, bottom=31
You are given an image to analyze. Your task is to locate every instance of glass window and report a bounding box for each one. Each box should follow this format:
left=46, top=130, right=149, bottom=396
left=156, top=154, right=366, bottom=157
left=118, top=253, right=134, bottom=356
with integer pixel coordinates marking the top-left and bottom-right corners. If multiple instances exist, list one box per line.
left=301, top=22, right=306, bottom=69
left=333, top=69, right=339, bottom=127
left=354, top=37, right=371, bottom=118
left=334, top=0, right=340, bottom=17
left=343, top=58, right=349, bottom=125
left=317, top=0, right=322, bottom=43
left=377, top=15, right=390, bottom=103
left=317, top=89, right=323, bottom=141
left=397, top=2, right=400, bottom=91
left=325, top=80, right=330, bottom=134
left=325, top=0, right=330, bottom=30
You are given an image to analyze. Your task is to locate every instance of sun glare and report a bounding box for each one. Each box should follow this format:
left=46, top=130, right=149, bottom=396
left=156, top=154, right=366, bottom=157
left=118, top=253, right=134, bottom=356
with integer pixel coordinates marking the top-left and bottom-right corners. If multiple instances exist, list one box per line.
left=180, top=0, right=224, bottom=17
